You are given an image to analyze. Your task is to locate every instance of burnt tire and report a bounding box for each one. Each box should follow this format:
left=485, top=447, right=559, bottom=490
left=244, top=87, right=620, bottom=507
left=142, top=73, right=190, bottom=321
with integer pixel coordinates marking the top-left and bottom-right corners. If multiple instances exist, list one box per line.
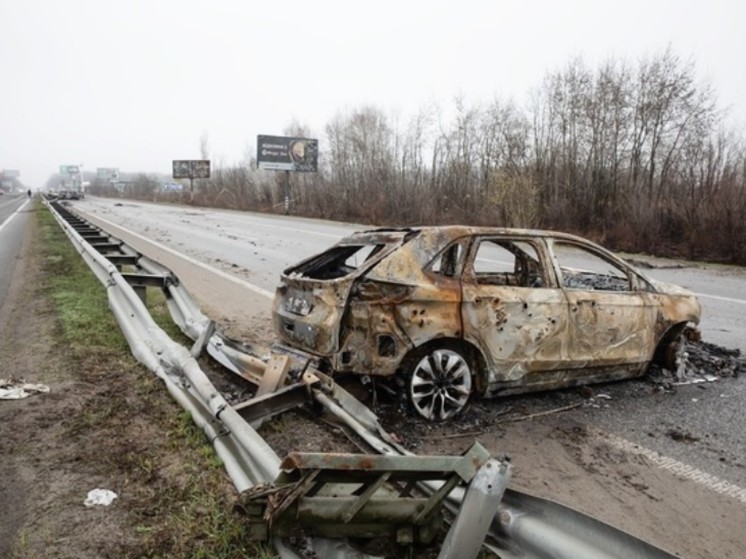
left=407, top=347, right=473, bottom=421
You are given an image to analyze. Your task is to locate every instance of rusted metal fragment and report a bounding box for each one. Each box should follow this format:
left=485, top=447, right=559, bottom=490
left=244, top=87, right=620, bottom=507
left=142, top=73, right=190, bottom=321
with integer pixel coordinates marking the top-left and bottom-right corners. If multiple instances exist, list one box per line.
left=438, top=458, right=512, bottom=559
left=244, top=443, right=492, bottom=545
left=278, top=443, right=490, bottom=482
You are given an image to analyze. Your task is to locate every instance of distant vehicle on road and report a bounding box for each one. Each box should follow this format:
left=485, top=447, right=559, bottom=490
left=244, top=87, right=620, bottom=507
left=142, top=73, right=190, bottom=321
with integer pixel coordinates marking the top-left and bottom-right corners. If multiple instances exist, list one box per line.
left=273, top=226, right=702, bottom=421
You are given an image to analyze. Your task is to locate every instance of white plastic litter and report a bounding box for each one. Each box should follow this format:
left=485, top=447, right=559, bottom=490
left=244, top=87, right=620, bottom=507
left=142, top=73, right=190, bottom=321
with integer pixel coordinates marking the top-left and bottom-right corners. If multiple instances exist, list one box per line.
left=0, top=379, right=50, bottom=400
left=84, top=488, right=118, bottom=507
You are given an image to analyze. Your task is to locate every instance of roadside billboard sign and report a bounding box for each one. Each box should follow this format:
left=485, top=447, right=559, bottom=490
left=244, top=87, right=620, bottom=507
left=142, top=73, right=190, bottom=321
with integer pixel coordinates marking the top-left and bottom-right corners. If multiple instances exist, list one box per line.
left=172, top=160, right=210, bottom=179
left=257, top=135, right=318, bottom=172
left=60, top=165, right=80, bottom=175
left=192, top=160, right=210, bottom=178
left=2, top=169, right=20, bottom=178
left=96, top=167, right=119, bottom=180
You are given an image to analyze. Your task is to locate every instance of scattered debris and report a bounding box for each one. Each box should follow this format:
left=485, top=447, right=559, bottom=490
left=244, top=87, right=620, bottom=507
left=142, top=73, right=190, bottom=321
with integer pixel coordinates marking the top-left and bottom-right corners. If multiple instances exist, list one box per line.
left=0, top=378, right=50, bottom=400
left=647, top=340, right=745, bottom=391
left=666, top=430, right=700, bottom=444
left=84, top=488, right=118, bottom=507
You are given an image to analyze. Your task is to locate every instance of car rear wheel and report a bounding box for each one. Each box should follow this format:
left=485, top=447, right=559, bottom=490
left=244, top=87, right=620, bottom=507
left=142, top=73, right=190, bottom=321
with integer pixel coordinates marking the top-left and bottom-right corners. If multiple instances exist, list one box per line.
left=408, top=347, right=473, bottom=421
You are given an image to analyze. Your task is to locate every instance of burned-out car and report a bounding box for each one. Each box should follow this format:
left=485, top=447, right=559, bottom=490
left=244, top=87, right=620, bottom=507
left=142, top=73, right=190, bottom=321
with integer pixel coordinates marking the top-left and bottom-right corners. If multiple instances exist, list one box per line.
left=273, top=227, right=701, bottom=421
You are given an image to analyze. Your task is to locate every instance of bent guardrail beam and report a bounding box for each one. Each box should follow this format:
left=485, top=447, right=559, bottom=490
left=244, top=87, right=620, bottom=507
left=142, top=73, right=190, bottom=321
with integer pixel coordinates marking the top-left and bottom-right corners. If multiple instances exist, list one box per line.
left=47, top=201, right=360, bottom=559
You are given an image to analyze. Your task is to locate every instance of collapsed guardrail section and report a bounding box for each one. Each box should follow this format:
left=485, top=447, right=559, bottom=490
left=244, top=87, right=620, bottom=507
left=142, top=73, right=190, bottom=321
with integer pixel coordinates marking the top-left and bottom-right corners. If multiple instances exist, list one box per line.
left=48, top=200, right=677, bottom=559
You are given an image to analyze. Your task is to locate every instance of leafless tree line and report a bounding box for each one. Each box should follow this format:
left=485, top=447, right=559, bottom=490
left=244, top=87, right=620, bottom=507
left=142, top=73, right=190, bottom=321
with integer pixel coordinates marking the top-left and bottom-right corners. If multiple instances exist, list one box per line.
left=94, top=50, right=746, bottom=264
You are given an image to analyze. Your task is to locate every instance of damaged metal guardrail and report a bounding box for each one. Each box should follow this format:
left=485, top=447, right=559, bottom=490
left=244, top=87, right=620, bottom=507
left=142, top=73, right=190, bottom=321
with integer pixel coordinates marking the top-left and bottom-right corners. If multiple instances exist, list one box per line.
left=48, top=200, right=678, bottom=559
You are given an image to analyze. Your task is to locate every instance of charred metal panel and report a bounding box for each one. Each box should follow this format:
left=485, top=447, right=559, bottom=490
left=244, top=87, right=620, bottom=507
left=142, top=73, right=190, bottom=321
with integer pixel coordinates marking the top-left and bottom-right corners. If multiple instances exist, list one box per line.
left=365, top=229, right=472, bottom=283
left=563, top=290, right=656, bottom=366
left=334, top=300, right=413, bottom=375
left=273, top=277, right=353, bottom=356
left=394, top=280, right=462, bottom=349
left=462, top=285, right=570, bottom=385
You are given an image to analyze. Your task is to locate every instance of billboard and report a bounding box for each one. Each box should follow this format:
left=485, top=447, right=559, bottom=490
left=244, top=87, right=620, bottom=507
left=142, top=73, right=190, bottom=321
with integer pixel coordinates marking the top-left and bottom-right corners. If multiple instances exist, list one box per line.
left=2, top=169, right=20, bottom=178
left=97, top=167, right=119, bottom=180
left=60, top=165, right=80, bottom=175
left=172, top=160, right=211, bottom=179
left=257, top=135, right=318, bottom=172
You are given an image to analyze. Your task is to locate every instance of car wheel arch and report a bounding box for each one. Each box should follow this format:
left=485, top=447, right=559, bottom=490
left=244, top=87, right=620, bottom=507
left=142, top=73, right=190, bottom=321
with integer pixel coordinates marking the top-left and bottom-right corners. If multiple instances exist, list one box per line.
left=400, top=338, right=485, bottom=421
left=400, top=337, right=488, bottom=392
left=653, top=321, right=693, bottom=370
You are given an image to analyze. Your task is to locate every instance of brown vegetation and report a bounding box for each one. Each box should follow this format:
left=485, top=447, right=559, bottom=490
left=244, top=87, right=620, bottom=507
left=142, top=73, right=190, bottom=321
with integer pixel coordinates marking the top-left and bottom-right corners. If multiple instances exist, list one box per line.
left=87, top=50, right=746, bottom=264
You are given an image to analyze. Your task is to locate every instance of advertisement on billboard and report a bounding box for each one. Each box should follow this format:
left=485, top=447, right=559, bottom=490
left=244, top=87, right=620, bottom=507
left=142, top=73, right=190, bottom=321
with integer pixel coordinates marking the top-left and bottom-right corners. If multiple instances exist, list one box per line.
left=172, top=160, right=211, bottom=179
left=257, top=135, right=318, bottom=172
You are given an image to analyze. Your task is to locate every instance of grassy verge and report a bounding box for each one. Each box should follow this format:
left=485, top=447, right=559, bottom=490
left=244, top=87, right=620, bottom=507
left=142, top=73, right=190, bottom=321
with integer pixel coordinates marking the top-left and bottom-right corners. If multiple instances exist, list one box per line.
left=38, top=205, right=275, bottom=559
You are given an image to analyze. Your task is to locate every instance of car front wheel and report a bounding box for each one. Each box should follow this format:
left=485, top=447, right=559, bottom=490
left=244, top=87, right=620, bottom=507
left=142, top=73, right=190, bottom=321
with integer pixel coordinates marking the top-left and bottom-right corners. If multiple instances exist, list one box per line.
left=408, top=347, right=473, bottom=421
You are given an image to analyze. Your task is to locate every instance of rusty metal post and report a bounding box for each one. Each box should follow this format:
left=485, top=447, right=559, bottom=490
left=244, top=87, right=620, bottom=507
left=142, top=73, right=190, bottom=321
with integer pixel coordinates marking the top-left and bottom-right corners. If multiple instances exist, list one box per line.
left=438, top=458, right=512, bottom=559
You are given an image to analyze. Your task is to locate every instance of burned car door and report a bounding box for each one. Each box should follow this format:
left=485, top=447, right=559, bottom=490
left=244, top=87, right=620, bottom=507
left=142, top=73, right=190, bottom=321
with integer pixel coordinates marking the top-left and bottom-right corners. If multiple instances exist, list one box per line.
left=548, top=239, right=657, bottom=371
left=460, top=237, right=570, bottom=393
left=393, top=239, right=467, bottom=346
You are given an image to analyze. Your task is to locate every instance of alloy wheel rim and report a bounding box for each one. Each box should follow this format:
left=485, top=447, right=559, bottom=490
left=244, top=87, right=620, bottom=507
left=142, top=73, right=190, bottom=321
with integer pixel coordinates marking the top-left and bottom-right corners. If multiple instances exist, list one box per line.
left=409, top=349, right=472, bottom=421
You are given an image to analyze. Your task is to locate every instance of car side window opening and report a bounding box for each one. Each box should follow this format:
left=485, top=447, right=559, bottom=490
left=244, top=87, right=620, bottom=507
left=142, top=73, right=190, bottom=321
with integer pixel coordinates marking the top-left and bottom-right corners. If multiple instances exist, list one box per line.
left=430, top=242, right=466, bottom=278
left=471, top=239, right=545, bottom=287
left=552, top=241, right=632, bottom=292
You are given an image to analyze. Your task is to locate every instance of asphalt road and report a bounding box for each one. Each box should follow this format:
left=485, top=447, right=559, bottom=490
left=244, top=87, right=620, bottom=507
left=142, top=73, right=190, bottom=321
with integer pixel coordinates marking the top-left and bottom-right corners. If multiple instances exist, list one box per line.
left=0, top=194, right=32, bottom=310
left=71, top=197, right=745, bottom=490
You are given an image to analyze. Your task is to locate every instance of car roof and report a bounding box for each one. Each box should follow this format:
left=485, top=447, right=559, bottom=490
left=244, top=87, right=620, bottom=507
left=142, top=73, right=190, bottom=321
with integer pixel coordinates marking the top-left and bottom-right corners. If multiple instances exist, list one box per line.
left=347, top=225, right=593, bottom=245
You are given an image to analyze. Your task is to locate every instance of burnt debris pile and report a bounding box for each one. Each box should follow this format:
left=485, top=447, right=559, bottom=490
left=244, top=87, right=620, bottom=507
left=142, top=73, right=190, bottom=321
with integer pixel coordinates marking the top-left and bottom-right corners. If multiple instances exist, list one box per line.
left=648, top=340, right=745, bottom=389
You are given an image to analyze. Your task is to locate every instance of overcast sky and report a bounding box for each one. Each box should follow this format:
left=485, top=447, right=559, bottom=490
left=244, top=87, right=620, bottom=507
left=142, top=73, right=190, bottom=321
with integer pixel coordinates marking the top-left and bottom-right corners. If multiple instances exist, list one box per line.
left=2, top=0, right=744, bottom=188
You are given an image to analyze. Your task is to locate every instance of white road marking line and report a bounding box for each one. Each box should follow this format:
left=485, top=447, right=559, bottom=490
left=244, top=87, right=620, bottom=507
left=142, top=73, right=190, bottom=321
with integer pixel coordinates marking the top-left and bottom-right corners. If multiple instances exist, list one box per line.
left=593, top=428, right=746, bottom=503
left=0, top=198, right=31, bottom=233
left=84, top=205, right=746, bottom=306
left=76, top=209, right=274, bottom=300
left=694, top=293, right=746, bottom=305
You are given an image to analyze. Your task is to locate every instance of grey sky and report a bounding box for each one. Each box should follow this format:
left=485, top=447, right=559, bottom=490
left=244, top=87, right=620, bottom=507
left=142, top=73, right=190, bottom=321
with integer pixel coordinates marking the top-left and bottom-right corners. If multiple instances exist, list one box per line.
left=2, top=0, right=744, bottom=188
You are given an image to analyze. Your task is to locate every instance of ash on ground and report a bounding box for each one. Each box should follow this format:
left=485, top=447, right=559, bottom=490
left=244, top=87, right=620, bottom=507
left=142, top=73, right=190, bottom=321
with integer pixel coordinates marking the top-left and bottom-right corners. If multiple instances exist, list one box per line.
left=648, top=340, right=745, bottom=391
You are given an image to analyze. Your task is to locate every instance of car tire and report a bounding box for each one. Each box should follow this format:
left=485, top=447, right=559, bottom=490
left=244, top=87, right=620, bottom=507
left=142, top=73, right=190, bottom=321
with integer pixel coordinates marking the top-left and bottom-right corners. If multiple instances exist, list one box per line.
left=663, top=331, right=689, bottom=375
left=407, top=346, right=473, bottom=421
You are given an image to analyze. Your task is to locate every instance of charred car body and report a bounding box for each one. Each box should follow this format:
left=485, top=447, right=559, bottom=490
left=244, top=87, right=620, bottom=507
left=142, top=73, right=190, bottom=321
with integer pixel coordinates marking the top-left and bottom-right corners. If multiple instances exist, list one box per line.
left=272, top=227, right=701, bottom=421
